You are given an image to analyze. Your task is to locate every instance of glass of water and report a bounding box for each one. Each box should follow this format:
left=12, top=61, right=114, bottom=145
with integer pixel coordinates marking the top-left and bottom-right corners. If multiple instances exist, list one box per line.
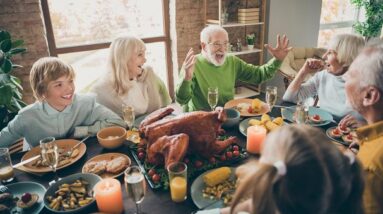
left=124, top=166, right=146, bottom=214
left=266, top=86, right=277, bottom=111
left=40, top=137, right=59, bottom=185
left=207, top=87, right=218, bottom=111
left=295, top=101, right=308, bottom=124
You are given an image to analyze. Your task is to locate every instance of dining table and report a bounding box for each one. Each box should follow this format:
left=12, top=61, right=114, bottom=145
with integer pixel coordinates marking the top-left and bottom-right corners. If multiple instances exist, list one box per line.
left=9, top=93, right=345, bottom=214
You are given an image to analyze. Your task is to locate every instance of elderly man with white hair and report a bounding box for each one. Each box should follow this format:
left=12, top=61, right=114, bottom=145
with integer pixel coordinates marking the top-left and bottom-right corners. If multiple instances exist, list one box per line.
left=176, top=25, right=291, bottom=112
left=343, top=44, right=383, bottom=214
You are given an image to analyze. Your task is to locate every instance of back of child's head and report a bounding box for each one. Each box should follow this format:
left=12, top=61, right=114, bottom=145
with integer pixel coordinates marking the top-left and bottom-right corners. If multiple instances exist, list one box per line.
left=108, top=36, right=146, bottom=95
left=30, top=57, right=75, bottom=100
left=231, top=125, right=364, bottom=214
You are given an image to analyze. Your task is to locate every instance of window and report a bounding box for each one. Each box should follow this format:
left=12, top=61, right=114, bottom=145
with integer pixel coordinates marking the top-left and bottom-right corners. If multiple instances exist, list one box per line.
left=318, top=0, right=365, bottom=48
left=41, top=0, right=173, bottom=97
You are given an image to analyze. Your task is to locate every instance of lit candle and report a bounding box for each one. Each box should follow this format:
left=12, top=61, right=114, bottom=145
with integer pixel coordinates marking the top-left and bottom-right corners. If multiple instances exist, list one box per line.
left=247, top=125, right=267, bottom=154
left=170, top=177, right=187, bottom=202
left=94, top=178, right=124, bottom=214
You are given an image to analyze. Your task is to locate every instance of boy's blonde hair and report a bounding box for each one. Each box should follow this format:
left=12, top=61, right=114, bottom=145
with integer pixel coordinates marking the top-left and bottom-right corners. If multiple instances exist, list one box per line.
left=328, top=34, right=365, bottom=67
left=30, top=57, right=75, bottom=100
left=108, top=36, right=146, bottom=96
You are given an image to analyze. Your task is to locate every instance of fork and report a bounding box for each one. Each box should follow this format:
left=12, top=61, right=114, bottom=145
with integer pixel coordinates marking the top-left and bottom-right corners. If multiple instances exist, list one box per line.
left=0, top=185, right=9, bottom=193
left=65, top=135, right=90, bottom=157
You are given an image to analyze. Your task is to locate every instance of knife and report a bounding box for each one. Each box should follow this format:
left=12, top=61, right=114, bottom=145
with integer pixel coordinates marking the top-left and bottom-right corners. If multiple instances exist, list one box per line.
left=13, top=155, right=40, bottom=168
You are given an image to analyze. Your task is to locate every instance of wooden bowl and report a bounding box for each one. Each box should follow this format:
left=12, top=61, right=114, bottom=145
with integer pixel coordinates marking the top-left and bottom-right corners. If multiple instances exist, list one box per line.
left=97, top=126, right=126, bottom=149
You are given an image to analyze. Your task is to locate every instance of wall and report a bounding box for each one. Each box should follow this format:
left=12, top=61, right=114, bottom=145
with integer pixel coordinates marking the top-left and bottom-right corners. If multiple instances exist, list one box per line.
left=0, top=0, right=49, bottom=104
left=264, top=0, right=322, bottom=94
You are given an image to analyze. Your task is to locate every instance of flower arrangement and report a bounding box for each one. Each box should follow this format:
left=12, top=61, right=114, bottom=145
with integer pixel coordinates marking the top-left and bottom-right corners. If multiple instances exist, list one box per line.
left=246, top=33, right=255, bottom=49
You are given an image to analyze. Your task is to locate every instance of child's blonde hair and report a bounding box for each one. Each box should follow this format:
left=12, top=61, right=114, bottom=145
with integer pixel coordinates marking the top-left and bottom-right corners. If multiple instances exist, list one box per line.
left=108, top=36, right=146, bottom=96
left=30, top=57, right=75, bottom=100
left=231, top=125, right=364, bottom=214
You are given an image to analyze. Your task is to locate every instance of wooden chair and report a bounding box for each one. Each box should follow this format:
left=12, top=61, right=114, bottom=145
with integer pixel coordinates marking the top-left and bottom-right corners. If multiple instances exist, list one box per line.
left=9, top=139, right=24, bottom=155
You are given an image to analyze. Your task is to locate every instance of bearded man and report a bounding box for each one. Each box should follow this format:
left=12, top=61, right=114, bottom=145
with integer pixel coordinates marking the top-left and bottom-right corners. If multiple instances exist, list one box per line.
left=176, top=25, right=291, bottom=112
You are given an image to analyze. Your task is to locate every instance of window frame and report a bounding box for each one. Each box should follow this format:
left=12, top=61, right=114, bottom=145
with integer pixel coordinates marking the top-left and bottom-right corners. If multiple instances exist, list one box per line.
left=41, top=0, right=174, bottom=99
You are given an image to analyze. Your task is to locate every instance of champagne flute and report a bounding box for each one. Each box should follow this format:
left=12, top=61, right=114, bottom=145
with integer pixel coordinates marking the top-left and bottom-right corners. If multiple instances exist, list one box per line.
left=266, top=86, right=277, bottom=111
left=122, top=105, right=135, bottom=130
left=40, top=137, right=59, bottom=185
left=207, top=87, right=218, bottom=111
left=124, top=166, right=146, bottom=214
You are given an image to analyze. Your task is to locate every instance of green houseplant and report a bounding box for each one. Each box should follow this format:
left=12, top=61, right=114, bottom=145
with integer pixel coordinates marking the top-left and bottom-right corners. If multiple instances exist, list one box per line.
left=246, top=33, right=255, bottom=49
left=351, top=0, right=383, bottom=39
left=0, top=30, right=27, bottom=130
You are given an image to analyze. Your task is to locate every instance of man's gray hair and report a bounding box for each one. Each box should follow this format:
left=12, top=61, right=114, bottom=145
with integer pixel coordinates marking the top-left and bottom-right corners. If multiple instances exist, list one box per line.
left=357, top=44, right=383, bottom=93
left=200, top=25, right=228, bottom=43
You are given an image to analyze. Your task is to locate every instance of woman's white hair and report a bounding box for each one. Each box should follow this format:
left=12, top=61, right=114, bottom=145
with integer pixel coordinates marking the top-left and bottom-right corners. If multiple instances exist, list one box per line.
left=200, top=25, right=228, bottom=44
left=354, top=44, right=383, bottom=93
left=328, top=34, right=365, bottom=67
left=108, top=36, right=146, bottom=95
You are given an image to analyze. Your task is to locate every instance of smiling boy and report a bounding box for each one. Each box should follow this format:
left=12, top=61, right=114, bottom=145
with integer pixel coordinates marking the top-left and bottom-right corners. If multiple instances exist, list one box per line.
left=0, top=57, right=126, bottom=147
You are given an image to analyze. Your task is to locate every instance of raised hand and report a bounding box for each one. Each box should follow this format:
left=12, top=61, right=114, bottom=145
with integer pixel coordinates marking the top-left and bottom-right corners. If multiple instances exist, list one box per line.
left=183, top=48, right=196, bottom=81
left=264, top=34, right=292, bottom=61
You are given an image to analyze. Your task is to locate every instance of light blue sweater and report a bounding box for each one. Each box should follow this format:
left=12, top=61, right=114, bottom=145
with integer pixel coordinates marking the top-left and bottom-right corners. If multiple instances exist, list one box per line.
left=283, top=70, right=356, bottom=119
left=0, top=94, right=126, bottom=148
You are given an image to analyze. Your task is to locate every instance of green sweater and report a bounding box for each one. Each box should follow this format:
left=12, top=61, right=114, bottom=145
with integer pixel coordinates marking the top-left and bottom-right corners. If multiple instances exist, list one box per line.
left=175, top=54, right=282, bottom=111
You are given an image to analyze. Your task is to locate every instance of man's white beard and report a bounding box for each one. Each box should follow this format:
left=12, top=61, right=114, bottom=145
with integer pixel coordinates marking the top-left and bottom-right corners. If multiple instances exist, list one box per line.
left=203, top=48, right=226, bottom=66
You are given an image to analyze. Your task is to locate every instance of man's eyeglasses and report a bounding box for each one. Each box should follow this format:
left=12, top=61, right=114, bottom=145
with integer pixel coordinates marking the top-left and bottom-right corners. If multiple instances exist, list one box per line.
left=208, top=42, right=229, bottom=49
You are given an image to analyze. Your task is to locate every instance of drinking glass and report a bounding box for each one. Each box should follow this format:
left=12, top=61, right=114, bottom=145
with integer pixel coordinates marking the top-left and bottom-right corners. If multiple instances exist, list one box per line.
left=295, top=101, right=308, bottom=124
left=40, top=137, right=59, bottom=185
left=266, top=86, right=277, bottom=111
left=124, top=166, right=146, bottom=214
left=207, top=87, right=218, bottom=111
left=167, top=162, right=187, bottom=202
left=122, top=104, right=135, bottom=130
left=0, top=148, right=14, bottom=183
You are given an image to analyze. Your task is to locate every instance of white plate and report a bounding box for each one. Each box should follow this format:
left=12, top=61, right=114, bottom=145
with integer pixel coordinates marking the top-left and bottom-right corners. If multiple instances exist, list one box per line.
left=7, top=181, right=46, bottom=214
left=191, top=167, right=236, bottom=209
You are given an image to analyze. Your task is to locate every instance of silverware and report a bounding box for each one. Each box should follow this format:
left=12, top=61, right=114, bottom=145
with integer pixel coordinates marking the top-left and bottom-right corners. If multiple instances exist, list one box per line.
left=13, top=154, right=40, bottom=168
left=0, top=185, right=9, bottom=193
left=65, top=135, right=90, bottom=157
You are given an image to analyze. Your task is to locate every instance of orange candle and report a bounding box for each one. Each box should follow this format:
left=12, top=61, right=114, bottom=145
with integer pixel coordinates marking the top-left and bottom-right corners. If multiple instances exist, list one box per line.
left=94, top=178, right=124, bottom=214
left=247, top=125, right=267, bottom=154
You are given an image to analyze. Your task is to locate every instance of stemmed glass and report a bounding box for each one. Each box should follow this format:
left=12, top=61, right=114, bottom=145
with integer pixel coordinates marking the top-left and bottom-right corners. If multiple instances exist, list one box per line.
left=122, top=104, right=136, bottom=141
left=40, top=137, right=59, bottom=185
left=265, top=86, right=277, bottom=112
left=207, top=87, right=218, bottom=111
left=124, top=166, right=146, bottom=214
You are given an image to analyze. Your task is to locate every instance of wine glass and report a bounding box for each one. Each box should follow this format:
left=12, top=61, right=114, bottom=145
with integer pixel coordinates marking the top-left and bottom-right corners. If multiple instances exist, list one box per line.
left=124, top=166, right=146, bottom=214
left=295, top=101, right=308, bottom=124
left=266, top=86, right=277, bottom=111
left=207, top=87, right=218, bottom=111
left=40, top=137, right=59, bottom=185
left=122, top=104, right=136, bottom=141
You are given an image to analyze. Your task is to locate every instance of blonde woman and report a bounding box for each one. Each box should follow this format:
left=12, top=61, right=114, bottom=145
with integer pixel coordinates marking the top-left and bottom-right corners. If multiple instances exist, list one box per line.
left=283, top=34, right=365, bottom=119
left=91, top=36, right=171, bottom=117
left=210, top=125, right=363, bottom=214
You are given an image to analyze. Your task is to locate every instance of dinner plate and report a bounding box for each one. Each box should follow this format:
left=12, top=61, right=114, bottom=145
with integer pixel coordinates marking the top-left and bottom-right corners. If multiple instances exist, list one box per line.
left=191, top=167, right=236, bottom=209
left=239, top=116, right=285, bottom=137
left=281, top=106, right=334, bottom=126
left=82, top=153, right=131, bottom=178
left=21, top=139, right=86, bottom=173
left=224, top=98, right=270, bottom=117
left=6, top=181, right=46, bottom=213
left=326, top=127, right=353, bottom=147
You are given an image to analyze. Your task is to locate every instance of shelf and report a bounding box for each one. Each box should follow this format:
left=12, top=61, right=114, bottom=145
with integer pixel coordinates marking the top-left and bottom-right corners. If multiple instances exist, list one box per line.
left=206, top=20, right=264, bottom=28
left=229, top=47, right=262, bottom=56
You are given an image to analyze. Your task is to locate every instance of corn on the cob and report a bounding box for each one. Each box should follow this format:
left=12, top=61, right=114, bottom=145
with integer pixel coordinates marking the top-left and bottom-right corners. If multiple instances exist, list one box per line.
left=203, top=167, right=231, bottom=187
left=272, top=117, right=283, bottom=126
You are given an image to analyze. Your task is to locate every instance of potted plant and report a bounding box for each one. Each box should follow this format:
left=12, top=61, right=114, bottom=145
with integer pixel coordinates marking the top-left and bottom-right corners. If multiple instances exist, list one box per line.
left=246, top=33, right=255, bottom=49
left=351, top=0, right=383, bottom=40
left=0, top=30, right=27, bottom=130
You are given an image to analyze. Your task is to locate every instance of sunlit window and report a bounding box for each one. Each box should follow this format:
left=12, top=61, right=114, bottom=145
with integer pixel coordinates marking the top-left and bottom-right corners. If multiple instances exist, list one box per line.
left=42, top=0, right=171, bottom=94
left=318, top=0, right=364, bottom=48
